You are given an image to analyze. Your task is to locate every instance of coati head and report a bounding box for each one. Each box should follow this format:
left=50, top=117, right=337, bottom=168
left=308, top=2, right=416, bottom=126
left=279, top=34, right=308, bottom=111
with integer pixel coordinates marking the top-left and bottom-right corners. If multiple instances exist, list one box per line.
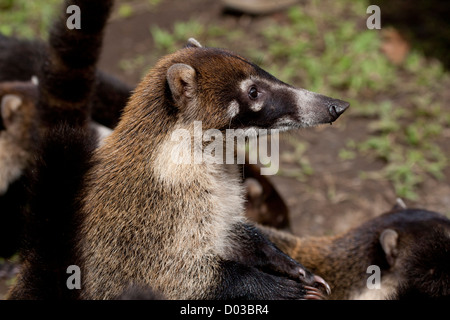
left=130, top=38, right=349, bottom=134
left=376, top=207, right=450, bottom=300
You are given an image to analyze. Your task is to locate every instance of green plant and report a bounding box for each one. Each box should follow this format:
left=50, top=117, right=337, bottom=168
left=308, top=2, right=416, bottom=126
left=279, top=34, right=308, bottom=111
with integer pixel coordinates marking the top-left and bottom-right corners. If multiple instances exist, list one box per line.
left=0, top=0, right=60, bottom=38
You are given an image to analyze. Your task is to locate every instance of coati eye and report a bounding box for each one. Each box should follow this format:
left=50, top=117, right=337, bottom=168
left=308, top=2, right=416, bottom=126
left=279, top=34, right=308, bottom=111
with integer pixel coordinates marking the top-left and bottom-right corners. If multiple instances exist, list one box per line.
left=248, top=86, right=259, bottom=100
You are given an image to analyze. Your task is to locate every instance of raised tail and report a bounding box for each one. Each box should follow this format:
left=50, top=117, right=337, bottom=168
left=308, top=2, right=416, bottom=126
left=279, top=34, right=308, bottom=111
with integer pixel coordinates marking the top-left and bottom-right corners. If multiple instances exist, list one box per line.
left=8, top=0, right=113, bottom=300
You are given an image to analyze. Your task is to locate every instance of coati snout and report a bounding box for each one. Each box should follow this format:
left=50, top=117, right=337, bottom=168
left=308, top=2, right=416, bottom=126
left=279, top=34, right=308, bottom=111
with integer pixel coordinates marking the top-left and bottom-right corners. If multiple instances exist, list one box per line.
left=164, top=39, right=349, bottom=131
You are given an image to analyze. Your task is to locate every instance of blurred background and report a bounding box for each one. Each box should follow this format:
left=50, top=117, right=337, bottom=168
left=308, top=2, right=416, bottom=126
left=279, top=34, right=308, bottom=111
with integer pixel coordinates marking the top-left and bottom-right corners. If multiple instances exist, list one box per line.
left=0, top=0, right=449, bottom=296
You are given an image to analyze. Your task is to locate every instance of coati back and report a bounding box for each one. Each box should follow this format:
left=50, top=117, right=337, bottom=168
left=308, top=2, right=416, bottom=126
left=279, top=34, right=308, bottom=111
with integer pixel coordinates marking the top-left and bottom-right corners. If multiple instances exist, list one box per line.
left=8, top=0, right=113, bottom=299
left=260, top=207, right=450, bottom=300
left=77, top=40, right=348, bottom=299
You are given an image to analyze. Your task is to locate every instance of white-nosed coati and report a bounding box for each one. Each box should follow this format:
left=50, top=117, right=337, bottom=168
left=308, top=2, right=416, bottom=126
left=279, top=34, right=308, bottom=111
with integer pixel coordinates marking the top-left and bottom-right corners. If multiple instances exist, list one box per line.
left=72, top=37, right=348, bottom=299
left=7, top=0, right=114, bottom=299
left=8, top=0, right=349, bottom=299
left=259, top=206, right=450, bottom=300
left=0, top=77, right=282, bottom=260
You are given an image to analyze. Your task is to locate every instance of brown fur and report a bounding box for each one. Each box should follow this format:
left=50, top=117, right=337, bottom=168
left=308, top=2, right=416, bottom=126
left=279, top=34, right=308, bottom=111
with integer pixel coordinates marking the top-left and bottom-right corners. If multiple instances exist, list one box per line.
left=243, top=163, right=290, bottom=230
left=260, top=207, right=450, bottom=300
left=77, top=43, right=345, bottom=299
left=0, top=81, right=37, bottom=194
left=6, top=0, right=114, bottom=299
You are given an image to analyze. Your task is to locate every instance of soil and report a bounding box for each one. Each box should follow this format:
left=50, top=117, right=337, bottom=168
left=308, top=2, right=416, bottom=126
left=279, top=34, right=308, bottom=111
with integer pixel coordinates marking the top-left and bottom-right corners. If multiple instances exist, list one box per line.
left=1, top=0, right=449, bottom=299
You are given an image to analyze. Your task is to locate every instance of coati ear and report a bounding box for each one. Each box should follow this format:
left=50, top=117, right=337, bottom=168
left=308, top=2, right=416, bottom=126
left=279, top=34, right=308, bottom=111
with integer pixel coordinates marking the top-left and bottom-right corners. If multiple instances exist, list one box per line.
left=1, top=94, right=23, bottom=128
left=390, top=198, right=407, bottom=212
left=379, top=229, right=399, bottom=267
left=167, top=63, right=197, bottom=102
left=186, top=38, right=202, bottom=48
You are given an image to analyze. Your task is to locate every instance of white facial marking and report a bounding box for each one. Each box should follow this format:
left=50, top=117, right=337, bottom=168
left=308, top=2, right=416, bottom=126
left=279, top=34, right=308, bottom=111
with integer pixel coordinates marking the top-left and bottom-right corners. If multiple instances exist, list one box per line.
left=239, top=79, right=253, bottom=93
left=227, top=100, right=239, bottom=119
left=240, top=79, right=264, bottom=112
left=273, top=117, right=300, bottom=130
left=240, top=76, right=327, bottom=128
left=254, top=78, right=319, bottom=127
left=250, top=101, right=263, bottom=112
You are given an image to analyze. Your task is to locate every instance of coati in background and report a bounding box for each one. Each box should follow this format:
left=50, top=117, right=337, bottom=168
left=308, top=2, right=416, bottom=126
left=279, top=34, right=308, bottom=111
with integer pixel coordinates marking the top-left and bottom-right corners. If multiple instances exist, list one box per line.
left=243, top=162, right=290, bottom=230
left=0, top=28, right=130, bottom=258
left=72, top=37, right=348, bottom=299
left=389, top=220, right=450, bottom=300
left=7, top=0, right=114, bottom=299
left=0, top=33, right=132, bottom=129
left=259, top=206, right=450, bottom=300
left=0, top=80, right=37, bottom=258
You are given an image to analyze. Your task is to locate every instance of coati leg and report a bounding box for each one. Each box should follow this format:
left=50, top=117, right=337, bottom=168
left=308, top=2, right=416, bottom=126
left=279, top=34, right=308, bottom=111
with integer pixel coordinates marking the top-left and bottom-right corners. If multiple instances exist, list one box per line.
left=259, top=206, right=450, bottom=300
left=8, top=0, right=113, bottom=299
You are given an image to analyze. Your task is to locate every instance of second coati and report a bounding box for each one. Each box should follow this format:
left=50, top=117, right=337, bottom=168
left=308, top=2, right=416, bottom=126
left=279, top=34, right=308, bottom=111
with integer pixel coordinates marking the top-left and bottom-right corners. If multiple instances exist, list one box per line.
left=7, top=0, right=114, bottom=299
left=0, top=33, right=132, bottom=129
left=243, top=163, right=290, bottom=230
left=260, top=206, right=450, bottom=300
left=75, top=39, right=348, bottom=299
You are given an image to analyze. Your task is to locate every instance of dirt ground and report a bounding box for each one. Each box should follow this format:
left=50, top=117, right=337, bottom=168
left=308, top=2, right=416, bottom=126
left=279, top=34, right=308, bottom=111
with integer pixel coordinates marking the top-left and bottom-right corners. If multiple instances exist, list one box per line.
left=1, top=0, right=449, bottom=299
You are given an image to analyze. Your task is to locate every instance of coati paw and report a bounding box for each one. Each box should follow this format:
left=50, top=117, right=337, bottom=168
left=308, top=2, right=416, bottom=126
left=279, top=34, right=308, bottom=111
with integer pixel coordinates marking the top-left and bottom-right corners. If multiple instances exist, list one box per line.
left=266, top=275, right=330, bottom=300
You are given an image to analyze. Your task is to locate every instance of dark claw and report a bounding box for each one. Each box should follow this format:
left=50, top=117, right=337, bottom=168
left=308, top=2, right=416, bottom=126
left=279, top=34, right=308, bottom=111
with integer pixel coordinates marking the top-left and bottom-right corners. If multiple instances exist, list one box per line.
left=313, top=275, right=331, bottom=296
left=304, top=285, right=327, bottom=300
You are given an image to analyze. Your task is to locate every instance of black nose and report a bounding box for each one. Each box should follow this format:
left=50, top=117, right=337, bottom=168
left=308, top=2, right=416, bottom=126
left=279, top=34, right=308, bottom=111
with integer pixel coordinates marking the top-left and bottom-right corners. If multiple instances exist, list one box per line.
left=327, top=99, right=350, bottom=120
